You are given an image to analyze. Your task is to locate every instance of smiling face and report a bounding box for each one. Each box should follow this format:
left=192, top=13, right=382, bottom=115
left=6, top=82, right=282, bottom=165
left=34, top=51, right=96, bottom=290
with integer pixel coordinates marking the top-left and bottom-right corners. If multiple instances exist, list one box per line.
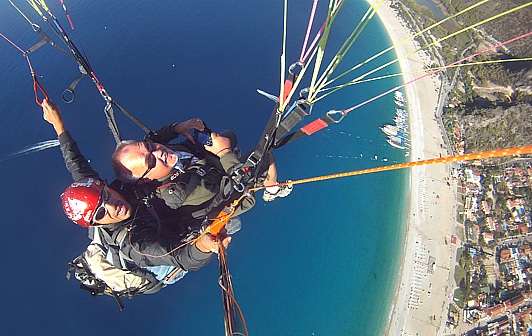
left=118, top=140, right=178, bottom=183
left=92, top=186, right=132, bottom=225
left=61, top=177, right=132, bottom=227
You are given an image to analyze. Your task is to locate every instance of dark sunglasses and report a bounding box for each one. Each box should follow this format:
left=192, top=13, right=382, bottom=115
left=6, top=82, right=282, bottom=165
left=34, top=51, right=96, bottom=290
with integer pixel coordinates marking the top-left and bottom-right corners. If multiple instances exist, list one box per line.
left=137, top=140, right=157, bottom=183
left=92, top=187, right=112, bottom=224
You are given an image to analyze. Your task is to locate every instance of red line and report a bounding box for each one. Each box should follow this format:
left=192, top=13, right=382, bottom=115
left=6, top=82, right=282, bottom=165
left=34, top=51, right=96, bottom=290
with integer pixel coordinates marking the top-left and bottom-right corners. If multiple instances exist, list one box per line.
left=0, top=33, right=26, bottom=54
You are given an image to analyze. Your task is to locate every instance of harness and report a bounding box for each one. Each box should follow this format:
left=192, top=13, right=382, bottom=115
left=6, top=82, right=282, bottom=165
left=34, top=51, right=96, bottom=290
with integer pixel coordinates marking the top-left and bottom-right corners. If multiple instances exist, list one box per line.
left=231, top=66, right=310, bottom=190
left=67, top=225, right=182, bottom=311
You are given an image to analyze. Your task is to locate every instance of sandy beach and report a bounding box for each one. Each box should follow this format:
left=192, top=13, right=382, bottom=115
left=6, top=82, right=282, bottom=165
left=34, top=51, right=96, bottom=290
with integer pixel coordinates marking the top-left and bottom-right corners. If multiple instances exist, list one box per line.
left=362, top=1, right=459, bottom=335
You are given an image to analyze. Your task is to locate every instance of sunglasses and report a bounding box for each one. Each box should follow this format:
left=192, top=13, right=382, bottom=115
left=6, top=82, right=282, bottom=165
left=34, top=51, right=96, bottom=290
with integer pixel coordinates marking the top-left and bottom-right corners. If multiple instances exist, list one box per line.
left=92, top=186, right=112, bottom=224
left=137, top=140, right=157, bottom=183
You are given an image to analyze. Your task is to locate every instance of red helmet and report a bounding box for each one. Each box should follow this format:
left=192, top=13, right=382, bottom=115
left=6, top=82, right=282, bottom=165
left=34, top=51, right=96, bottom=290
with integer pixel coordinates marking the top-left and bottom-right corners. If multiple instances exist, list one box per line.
left=60, top=177, right=104, bottom=227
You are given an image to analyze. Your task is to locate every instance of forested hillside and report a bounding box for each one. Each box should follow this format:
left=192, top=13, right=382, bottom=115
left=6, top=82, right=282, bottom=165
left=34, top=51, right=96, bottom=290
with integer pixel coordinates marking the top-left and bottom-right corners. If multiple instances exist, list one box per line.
left=393, top=0, right=532, bottom=154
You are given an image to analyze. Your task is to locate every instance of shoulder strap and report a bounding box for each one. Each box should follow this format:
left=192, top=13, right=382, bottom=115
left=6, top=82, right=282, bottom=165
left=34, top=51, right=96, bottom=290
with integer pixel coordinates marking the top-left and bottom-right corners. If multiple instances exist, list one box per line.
left=119, top=182, right=163, bottom=238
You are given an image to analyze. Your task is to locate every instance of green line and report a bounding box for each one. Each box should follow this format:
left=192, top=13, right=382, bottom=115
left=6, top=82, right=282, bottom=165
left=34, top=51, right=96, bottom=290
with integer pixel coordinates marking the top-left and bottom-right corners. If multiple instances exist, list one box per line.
left=313, top=1, right=531, bottom=103
left=309, top=0, right=385, bottom=102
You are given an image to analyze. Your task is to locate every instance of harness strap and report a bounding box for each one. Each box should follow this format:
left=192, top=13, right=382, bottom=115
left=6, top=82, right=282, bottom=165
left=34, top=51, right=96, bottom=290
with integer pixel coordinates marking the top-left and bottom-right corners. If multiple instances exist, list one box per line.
left=190, top=175, right=233, bottom=220
left=240, top=68, right=305, bottom=177
left=107, top=288, right=126, bottom=311
left=133, top=184, right=163, bottom=238
left=241, top=103, right=281, bottom=172
left=164, top=267, right=185, bottom=283
left=101, top=100, right=154, bottom=145
left=274, top=112, right=336, bottom=149
left=77, top=245, right=126, bottom=311
left=112, top=100, right=152, bottom=135
left=94, top=226, right=134, bottom=268
left=103, top=102, right=122, bottom=144
left=142, top=199, right=162, bottom=238
left=115, top=226, right=136, bottom=266
left=274, top=100, right=310, bottom=144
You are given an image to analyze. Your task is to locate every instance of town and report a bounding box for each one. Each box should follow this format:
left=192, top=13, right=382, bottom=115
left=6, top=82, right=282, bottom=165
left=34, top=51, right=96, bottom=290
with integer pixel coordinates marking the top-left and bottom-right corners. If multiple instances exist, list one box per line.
left=445, top=153, right=532, bottom=334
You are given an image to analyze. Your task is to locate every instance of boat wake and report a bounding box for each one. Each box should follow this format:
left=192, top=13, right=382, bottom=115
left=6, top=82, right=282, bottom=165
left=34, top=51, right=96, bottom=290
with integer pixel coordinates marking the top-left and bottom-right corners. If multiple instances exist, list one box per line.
left=0, top=139, right=59, bottom=162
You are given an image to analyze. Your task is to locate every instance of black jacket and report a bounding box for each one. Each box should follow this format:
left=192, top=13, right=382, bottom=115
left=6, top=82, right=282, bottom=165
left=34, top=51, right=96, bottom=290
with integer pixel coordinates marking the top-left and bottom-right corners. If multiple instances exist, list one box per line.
left=59, top=131, right=213, bottom=271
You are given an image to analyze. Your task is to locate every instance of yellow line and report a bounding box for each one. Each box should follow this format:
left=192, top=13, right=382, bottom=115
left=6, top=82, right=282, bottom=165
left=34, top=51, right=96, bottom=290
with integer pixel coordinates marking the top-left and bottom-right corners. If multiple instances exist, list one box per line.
left=312, top=1, right=532, bottom=103
left=320, top=57, right=532, bottom=92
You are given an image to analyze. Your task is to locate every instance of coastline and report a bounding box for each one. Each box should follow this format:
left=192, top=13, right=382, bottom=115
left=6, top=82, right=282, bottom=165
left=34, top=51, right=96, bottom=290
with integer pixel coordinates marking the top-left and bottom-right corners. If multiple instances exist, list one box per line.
left=363, top=1, right=457, bottom=335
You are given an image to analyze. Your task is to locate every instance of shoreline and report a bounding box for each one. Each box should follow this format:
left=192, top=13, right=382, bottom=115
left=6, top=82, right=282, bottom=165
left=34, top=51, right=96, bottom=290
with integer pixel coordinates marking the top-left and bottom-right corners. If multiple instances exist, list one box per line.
left=363, top=1, right=457, bottom=335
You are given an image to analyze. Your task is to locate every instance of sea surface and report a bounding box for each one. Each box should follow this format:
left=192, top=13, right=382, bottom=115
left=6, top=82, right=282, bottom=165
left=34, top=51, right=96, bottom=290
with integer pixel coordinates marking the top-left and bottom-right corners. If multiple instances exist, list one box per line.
left=0, top=1, right=408, bottom=335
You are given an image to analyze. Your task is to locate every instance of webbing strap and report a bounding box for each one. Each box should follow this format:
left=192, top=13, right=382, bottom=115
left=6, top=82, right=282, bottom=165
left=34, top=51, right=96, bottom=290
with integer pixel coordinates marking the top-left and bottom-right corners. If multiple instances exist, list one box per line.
left=300, top=115, right=331, bottom=135
left=104, top=103, right=122, bottom=144
left=112, top=100, right=152, bottom=135
left=241, top=103, right=282, bottom=170
left=62, top=73, right=83, bottom=103
left=26, top=38, right=47, bottom=54
left=164, top=266, right=185, bottom=283
left=274, top=113, right=335, bottom=149
left=242, top=70, right=302, bottom=171
left=31, top=25, right=73, bottom=59
left=274, top=101, right=309, bottom=143
left=103, top=96, right=155, bottom=145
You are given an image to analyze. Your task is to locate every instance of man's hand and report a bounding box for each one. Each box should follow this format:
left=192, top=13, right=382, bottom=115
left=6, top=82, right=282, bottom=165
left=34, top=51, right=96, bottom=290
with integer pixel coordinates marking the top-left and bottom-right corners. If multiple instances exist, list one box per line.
left=195, top=233, right=232, bottom=254
left=42, top=99, right=66, bottom=136
left=205, top=133, right=231, bottom=157
left=173, top=118, right=205, bottom=142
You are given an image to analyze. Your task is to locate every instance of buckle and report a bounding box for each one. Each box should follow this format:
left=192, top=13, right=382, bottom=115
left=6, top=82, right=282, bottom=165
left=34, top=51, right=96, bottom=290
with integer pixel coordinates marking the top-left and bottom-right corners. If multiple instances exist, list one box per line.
left=246, top=153, right=260, bottom=168
left=195, top=167, right=207, bottom=177
left=233, top=182, right=245, bottom=193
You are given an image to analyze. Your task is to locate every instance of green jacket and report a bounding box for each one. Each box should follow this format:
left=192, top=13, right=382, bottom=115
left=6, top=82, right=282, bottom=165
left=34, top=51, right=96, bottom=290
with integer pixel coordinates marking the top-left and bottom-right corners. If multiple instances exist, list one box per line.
left=147, top=124, right=255, bottom=219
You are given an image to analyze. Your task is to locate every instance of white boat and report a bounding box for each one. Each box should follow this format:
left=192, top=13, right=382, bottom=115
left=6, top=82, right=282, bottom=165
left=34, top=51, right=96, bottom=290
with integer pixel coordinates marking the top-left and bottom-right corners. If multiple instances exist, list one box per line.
left=395, top=121, right=408, bottom=128
left=380, top=124, right=407, bottom=137
left=387, top=135, right=407, bottom=149
left=394, top=91, right=405, bottom=102
left=394, top=100, right=405, bottom=107
left=395, top=108, right=407, bottom=116
left=394, top=116, right=406, bottom=124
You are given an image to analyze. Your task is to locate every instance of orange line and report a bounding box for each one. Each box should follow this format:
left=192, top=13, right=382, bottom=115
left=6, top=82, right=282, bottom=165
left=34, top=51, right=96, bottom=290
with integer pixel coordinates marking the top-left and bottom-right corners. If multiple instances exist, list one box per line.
left=288, top=145, right=532, bottom=186
left=195, top=146, right=532, bottom=247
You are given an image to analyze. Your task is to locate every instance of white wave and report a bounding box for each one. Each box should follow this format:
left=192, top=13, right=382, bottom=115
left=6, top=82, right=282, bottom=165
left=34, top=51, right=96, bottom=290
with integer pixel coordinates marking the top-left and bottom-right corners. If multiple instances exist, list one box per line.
left=0, top=139, right=60, bottom=162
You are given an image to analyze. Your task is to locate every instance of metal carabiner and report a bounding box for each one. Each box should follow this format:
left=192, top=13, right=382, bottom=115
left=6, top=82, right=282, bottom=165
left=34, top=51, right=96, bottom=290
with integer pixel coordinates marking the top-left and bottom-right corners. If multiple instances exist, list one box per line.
left=298, top=87, right=309, bottom=99
left=99, top=87, right=113, bottom=104
left=288, top=61, right=303, bottom=76
left=326, top=110, right=347, bottom=123
left=233, top=182, right=245, bottom=193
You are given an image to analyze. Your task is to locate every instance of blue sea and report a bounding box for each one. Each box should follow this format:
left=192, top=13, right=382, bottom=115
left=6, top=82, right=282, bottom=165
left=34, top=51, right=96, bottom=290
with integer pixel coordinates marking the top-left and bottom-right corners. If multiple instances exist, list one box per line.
left=0, top=1, right=407, bottom=335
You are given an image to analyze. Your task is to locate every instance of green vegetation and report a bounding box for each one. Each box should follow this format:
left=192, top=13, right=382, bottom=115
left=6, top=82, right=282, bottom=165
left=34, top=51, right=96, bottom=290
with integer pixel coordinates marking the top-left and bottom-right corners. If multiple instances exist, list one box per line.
left=453, top=282, right=467, bottom=308
left=455, top=248, right=470, bottom=306
left=449, top=303, right=459, bottom=314
left=393, top=0, right=532, bottom=154
left=455, top=225, right=466, bottom=242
